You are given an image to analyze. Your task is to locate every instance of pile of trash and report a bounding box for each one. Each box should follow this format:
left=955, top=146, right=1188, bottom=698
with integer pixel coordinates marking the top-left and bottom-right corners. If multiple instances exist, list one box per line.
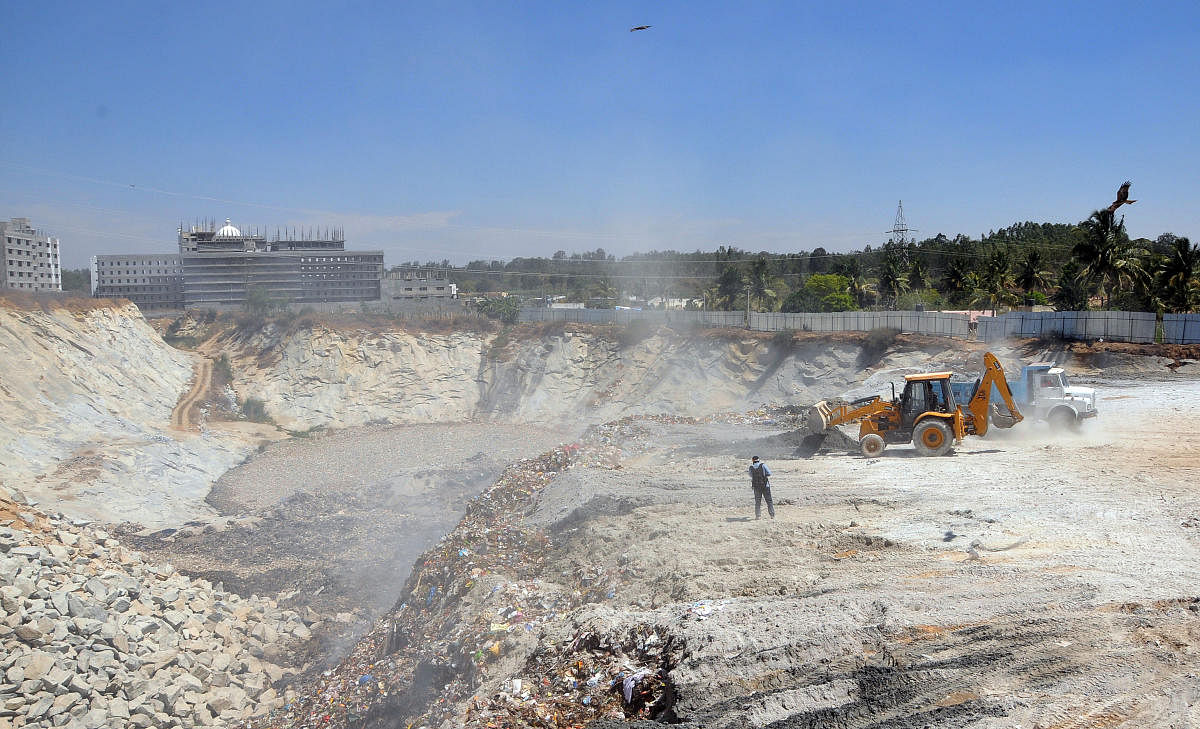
left=245, top=443, right=596, bottom=728
left=462, top=623, right=674, bottom=727
left=249, top=410, right=780, bottom=729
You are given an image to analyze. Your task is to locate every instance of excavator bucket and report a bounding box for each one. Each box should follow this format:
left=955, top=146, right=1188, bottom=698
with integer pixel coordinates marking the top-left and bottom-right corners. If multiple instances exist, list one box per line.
left=990, top=402, right=1019, bottom=429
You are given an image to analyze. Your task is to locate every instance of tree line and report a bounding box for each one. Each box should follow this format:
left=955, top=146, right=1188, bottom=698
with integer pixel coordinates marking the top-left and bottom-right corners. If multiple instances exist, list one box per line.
left=442, top=211, right=1197, bottom=314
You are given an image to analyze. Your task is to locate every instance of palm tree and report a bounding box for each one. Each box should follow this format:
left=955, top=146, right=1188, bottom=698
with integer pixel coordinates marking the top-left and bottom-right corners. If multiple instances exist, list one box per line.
left=907, top=258, right=928, bottom=291
left=748, top=257, right=779, bottom=311
left=971, top=247, right=1017, bottom=312
left=876, top=253, right=909, bottom=309
left=1073, top=210, right=1148, bottom=309
left=715, top=264, right=744, bottom=310
left=1051, top=261, right=1091, bottom=311
left=1157, top=236, right=1200, bottom=312
left=939, top=258, right=972, bottom=304
left=833, top=256, right=872, bottom=308
left=1015, top=249, right=1051, bottom=296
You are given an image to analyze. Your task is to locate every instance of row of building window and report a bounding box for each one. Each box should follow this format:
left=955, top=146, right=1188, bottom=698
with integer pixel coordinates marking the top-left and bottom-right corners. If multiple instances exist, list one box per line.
left=7, top=271, right=56, bottom=279
left=5, top=259, right=56, bottom=268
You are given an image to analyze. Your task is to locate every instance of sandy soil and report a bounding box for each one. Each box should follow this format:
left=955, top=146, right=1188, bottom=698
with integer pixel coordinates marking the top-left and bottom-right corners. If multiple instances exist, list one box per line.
left=514, top=375, right=1200, bottom=727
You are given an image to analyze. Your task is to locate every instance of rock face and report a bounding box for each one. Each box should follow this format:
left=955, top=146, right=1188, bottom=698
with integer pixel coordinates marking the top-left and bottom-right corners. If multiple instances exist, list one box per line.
left=0, top=303, right=252, bottom=527
left=222, top=325, right=882, bottom=430
left=0, top=511, right=312, bottom=728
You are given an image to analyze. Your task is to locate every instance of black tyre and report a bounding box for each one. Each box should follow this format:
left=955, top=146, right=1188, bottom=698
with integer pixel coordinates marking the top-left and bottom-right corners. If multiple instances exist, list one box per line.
left=913, top=420, right=953, bottom=456
left=860, top=433, right=885, bottom=458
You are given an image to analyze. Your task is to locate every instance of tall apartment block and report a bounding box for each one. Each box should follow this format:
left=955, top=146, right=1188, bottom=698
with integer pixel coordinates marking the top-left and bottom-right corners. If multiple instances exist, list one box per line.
left=92, top=219, right=384, bottom=309
left=1, top=218, right=62, bottom=291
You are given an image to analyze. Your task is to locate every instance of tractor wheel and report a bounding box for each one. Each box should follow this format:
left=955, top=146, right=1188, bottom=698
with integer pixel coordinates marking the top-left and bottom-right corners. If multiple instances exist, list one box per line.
left=860, top=434, right=885, bottom=458
left=913, top=420, right=953, bottom=456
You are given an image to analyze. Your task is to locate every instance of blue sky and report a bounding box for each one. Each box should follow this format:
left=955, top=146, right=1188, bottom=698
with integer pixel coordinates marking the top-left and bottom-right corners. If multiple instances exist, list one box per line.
left=2, top=1, right=1197, bottom=268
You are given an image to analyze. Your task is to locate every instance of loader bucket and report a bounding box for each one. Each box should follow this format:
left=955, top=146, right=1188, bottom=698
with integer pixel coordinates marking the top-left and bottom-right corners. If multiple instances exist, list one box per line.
left=805, top=398, right=846, bottom=435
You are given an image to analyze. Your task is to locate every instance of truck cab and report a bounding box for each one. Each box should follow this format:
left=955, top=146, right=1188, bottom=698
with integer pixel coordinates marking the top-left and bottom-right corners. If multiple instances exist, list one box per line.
left=1017, top=363, right=1098, bottom=429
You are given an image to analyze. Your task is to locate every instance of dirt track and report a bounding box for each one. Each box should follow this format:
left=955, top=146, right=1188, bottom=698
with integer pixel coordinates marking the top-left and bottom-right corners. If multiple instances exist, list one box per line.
left=171, top=356, right=211, bottom=429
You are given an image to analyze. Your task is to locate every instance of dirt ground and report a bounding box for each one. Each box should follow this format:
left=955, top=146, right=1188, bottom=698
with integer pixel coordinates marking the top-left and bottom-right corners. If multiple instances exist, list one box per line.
left=123, top=364, right=1200, bottom=726
left=518, top=374, right=1200, bottom=727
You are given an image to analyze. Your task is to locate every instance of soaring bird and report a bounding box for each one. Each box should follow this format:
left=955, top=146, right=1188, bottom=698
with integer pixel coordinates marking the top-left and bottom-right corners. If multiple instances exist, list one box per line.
left=1106, top=181, right=1136, bottom=213
left=630, top=25, right=651, bottom=31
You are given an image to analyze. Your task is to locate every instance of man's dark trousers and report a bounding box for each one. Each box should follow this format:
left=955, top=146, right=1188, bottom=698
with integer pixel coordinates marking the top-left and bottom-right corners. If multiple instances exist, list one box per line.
left=754, top=484, right=775, bottom=519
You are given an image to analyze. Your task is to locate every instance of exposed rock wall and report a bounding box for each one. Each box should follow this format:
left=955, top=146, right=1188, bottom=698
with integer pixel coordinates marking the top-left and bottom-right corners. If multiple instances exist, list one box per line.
left=0, top=304, right=250, bottom=527
left=221, top=326, right=883, bottom=430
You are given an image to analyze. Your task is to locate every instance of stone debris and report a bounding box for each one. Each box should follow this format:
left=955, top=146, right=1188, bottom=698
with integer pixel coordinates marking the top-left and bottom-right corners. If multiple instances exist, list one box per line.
left=246, top=411, right=782, bottom=729
left=0, top=500, right=316, bottom=729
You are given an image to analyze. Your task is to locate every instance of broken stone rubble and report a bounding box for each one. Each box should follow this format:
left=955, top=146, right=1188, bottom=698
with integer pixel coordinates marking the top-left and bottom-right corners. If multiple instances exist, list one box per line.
left=0, top=509, right=318, bottom=729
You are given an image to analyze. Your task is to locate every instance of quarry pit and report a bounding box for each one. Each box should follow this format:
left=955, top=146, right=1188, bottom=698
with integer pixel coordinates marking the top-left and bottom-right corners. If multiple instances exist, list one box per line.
left=2, top=301, right=1198, bottom=728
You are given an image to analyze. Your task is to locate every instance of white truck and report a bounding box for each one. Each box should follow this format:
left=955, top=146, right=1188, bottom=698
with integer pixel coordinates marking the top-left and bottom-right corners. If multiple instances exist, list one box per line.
left=951, top=361, right=1098, bottom=430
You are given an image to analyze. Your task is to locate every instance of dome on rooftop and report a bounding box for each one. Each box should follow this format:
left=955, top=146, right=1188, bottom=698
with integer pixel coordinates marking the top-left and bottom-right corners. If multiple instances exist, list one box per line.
left=214, top=218, right=242, bottom=239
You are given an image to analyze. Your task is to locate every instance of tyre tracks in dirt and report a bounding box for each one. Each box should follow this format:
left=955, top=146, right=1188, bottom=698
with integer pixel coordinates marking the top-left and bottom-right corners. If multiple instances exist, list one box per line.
left=171, top=357, right=212, bottom=430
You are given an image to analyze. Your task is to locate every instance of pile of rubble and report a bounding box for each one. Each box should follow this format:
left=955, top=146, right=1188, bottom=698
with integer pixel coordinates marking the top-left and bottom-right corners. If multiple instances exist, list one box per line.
left=0, top=490, right=314, bottom=729
left=250, top=410, right=788, bottom=729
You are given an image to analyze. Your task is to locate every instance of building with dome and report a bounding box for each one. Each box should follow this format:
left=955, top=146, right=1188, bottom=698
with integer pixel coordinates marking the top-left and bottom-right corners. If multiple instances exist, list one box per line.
left=91, top=218, right=383, bottom=309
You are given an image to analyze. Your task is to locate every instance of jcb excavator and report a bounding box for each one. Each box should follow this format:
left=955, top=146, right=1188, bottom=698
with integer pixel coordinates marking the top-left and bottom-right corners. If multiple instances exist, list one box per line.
left=806, top=352, right=1023, bottom=457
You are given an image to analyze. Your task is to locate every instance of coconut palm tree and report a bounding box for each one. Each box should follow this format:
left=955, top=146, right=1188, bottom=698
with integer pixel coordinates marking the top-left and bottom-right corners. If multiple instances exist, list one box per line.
left=1073, top=210, right=1148, bottom=309
left=748, top=257, right=779, bottom=311
left=1015, top=249, right=1051, bottom=296
left=715, top=264, right=744, bottom=310
left=907, top=258, right=928, bottom=291
left=1157, top=236, right=1199, bottom=312
left=1051, top=261, right=1091, bottom=311
left=970, top=248, right=1018, bottom=312
left=938, top=257, right=972, bottom=304
left=876, top=253, right=909, bottom=309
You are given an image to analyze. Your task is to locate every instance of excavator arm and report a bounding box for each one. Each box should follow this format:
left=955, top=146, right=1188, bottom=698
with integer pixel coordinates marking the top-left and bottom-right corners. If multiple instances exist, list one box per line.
left=964, top=352, right=1023, bottom=436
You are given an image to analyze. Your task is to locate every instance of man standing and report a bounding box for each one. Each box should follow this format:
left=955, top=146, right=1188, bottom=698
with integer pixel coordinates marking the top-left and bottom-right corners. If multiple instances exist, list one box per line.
left=748, top=456, right=775, bottom=520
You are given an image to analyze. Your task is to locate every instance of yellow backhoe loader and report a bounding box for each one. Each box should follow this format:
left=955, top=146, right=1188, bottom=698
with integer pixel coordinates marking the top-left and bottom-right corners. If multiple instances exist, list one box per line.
left=805, top=352, right=1023, bottom=457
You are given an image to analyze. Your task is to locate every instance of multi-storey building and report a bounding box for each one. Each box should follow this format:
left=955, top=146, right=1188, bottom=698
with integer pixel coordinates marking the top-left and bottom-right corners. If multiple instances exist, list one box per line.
left=92, top=219, right=384, bottom=309
left=1, top=218, right=62, bottom=291
left=89, top=255, right=184, bottom=309
left=382, top=267, right=458, bottom=300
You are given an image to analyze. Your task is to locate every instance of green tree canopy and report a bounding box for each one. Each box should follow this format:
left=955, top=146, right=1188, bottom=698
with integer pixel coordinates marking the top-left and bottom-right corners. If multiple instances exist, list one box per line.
left=781, top=274, right=856, bottom=313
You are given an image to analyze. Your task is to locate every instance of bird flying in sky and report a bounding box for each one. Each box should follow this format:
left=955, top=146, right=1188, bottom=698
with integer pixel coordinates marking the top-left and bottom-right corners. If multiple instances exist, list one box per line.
left=630, top=25, right=651, bottom=32
left=1106, top=181, right=1136, bottom=213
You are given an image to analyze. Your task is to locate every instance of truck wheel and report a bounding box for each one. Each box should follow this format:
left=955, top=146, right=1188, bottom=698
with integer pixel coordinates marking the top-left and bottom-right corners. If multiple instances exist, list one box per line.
left=860, top=434, right=885, bottom=458
left=1048, top=408, right=1079, bottom=432
left=913, top=420, right=953, bottom=456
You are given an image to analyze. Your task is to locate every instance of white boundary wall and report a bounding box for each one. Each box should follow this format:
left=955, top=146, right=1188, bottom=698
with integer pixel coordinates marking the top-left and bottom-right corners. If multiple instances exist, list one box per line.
left=519, top=308, right=971, bottom=338
left=977, top=311, right=1158, bottom=344
left=1163, top=314, right=1200, bottom=344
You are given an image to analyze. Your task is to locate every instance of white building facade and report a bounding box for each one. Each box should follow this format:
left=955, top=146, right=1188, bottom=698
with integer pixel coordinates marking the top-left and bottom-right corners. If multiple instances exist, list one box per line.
left=382, top=267, right=458, bottom=300
left=0, top=218, right=62, bottom=291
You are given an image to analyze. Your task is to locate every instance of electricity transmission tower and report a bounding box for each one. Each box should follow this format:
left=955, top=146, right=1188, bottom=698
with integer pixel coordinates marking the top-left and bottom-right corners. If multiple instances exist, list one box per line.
left=886, top=200, right=917, bottom=247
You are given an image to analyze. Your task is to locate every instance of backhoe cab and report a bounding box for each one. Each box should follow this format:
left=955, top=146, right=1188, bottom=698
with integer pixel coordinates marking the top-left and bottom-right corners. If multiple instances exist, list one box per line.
left=806, top=352, right=1023, bottom=457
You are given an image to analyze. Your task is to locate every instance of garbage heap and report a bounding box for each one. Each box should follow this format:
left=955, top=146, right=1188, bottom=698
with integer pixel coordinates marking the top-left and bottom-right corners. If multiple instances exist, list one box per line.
left=248, top=411, right=780, bottom=729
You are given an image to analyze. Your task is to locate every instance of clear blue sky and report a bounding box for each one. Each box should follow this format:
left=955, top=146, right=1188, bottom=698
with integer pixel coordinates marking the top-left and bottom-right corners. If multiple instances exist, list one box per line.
left=2, top=1, right=1197, bottom=268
